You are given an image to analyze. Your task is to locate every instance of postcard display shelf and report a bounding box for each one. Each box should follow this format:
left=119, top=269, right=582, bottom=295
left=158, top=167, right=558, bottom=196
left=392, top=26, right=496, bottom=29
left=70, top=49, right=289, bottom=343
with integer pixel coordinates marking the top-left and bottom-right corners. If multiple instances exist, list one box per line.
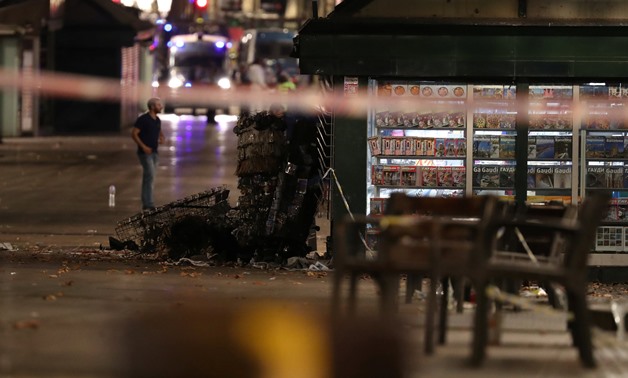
left=367, top=80, right=470, bottom=218
left=367, top=81, right=628, bottom=253
left=581, top=84, right=628, bottom=252
left=473, top=85, right=577, bottom=207
left=367, top=81, right=579, bottom=208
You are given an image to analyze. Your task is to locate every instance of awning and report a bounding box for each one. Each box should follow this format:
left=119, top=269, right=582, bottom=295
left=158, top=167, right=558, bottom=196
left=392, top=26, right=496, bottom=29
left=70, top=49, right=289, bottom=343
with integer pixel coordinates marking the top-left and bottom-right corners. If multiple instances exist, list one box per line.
left=0, top=0, right=153, bottom=36
left=0, top=0, right=49, bottom=33
left=52, top=0, right=153, bottom=32
left=295, top=17, right=628, bottom=81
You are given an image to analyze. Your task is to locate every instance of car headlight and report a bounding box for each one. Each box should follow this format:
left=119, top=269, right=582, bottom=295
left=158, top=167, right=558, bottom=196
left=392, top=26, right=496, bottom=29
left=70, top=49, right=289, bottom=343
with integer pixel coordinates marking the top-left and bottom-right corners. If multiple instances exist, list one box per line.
left=168, top=77, right=183, bottom=88
left=217, top=77, right=231, bottom=90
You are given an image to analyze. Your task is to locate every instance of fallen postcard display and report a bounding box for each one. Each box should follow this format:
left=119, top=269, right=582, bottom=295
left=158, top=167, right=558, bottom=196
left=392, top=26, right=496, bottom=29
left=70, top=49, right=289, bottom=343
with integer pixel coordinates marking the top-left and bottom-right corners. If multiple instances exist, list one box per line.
left=113, top=187, right=235, bottom=259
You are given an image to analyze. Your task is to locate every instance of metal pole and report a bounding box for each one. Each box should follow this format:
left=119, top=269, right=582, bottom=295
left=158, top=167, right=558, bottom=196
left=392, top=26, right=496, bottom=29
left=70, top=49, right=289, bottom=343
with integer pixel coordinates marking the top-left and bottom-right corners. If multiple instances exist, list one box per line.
left=515, top=81, right=529, bottom=209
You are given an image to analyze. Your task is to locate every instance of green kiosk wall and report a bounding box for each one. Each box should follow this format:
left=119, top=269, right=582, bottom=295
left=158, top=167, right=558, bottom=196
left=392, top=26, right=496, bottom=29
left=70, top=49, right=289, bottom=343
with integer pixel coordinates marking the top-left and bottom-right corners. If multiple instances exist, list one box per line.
left=330, top=76, right=368, bottom=247
left=295, top=19, right=628, bottom=259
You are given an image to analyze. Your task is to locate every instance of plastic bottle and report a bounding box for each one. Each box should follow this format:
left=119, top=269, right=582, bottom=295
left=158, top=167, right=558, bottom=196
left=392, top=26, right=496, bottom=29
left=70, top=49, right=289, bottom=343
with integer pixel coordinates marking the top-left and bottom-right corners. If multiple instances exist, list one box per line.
left=108, top=185, right=116, bottom=207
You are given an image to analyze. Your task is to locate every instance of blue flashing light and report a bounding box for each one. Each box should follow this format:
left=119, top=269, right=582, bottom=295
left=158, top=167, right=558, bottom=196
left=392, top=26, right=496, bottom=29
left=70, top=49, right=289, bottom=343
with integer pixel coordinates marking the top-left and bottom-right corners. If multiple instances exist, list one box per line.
left=215, top=41, right=225, bottom=49
left=164, top=23, right=172, bottom=32
left=227, top=42, right=233, bottom=49
left=184, top=82, right=192, bottom=88
left=176, top=40, right=185, bottom=48
left=167, top=41, right=173, bottom=48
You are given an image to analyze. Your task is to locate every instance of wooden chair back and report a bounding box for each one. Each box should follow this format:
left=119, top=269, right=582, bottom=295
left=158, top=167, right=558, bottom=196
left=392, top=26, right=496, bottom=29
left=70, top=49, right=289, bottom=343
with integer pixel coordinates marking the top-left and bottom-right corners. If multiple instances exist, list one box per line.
left=494, top=202, right=578, bottom=264
left=382, top=193, right=500, bottom=272
left=563, top=194, right=610, bottom=274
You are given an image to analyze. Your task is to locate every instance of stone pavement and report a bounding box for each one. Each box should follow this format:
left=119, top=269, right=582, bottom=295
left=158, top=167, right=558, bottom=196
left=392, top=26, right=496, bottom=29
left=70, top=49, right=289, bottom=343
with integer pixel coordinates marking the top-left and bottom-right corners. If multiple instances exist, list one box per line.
left=2, top=121, right=628, bottom=377
left=2, top=245, right=627, bottom=377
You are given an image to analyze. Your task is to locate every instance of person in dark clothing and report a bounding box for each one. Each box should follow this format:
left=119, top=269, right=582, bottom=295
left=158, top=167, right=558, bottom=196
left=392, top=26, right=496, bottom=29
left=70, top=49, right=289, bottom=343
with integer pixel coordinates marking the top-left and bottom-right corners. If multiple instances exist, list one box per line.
left=131, top=97, right=165, bottom=210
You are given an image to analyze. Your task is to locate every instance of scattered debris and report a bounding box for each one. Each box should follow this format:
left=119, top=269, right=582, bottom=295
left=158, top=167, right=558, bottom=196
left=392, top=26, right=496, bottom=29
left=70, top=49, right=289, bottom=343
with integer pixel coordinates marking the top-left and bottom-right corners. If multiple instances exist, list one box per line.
left=285, top=257, right=310, bottom=270
left=108, top=236, right=139, bottom=252
left=164, top=258, right=211, bottom=268
left=251, top=262, right=271, bottom=270
left=308, top=261, right=330, bottom=271
left=13, top=319, right=40, bottom=330
left=589, top=282, right=628, bottom=299
left=180, top=272, right=201, bottom=278
left=0, top=242, right=16, bottom=251
left=43, top=293, right=62, bottom=301
left=520, top=286, right=548, bottom=298
left=306, top=271, right=327, bottom=278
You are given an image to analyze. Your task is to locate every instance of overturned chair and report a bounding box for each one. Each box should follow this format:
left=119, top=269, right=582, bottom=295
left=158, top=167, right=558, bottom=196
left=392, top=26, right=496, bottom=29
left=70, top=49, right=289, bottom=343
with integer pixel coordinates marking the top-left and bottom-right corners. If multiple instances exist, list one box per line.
left=332, top=193, right=501, bottom=354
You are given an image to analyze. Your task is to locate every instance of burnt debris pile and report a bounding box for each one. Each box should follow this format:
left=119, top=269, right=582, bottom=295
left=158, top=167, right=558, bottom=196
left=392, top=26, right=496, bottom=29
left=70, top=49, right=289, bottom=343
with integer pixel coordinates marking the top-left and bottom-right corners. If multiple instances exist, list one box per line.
left=112, top=110, right=324, bottom=265
left=113, top=187, right=236, bottom=260
left=233, top=110, right=323, bottom=263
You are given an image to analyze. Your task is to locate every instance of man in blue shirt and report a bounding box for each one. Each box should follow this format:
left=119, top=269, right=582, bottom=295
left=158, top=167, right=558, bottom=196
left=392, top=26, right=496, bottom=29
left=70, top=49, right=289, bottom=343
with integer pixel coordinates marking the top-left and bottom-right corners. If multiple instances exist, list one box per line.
left=132, top=97, right=165, bottom=210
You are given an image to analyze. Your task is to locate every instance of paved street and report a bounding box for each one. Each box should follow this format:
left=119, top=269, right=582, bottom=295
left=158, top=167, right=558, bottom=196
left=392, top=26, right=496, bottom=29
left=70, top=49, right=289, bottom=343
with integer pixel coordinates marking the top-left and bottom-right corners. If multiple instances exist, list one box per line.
left=0, top=114, right=240, bottom=249
left=1, top=115, right=628, bottom=377
left=1, top=250, right=627, bottom=378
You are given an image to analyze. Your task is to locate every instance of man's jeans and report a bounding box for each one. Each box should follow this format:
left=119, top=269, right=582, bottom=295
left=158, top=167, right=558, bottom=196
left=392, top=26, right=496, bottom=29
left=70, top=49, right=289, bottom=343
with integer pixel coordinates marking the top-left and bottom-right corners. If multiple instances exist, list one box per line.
left=138, top=152, right=158, bottom=209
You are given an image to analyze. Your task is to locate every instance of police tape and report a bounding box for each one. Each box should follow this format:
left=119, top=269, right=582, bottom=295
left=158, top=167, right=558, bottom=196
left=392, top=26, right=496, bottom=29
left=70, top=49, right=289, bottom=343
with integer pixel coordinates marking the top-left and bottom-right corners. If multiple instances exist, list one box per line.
left=0, top=67, right=622, bottom=119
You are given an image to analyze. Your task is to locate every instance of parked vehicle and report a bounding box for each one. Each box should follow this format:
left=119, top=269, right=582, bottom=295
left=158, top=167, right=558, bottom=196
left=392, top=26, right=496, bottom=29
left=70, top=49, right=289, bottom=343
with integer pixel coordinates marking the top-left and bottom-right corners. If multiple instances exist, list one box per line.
left=236, top=28, right=300, bottom=87
left=153, top=32, right=233, bottom=117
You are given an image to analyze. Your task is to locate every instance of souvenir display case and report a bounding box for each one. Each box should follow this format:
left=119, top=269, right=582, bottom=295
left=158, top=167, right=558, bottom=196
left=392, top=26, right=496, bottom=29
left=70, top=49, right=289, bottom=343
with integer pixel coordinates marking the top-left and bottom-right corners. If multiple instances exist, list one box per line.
left=471, top=85, right=518, bottom=199
left=365, top=81, right=628, bottom=252
left=525, top=85, right=577, bottom=204
left=471, top=84, right=576, bottom=204
left=367, top=79, right=469, bottom=216
left=580, top=84, right=628, bottom=251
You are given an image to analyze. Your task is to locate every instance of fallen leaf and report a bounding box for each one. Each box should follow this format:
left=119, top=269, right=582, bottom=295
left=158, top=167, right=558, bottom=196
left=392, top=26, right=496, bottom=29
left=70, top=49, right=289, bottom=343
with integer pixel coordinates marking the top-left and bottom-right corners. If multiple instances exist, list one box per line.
left=48, top=275, right=58, bottom=278
left=13, top=320, right=40, bottom=330
left=124, top=270, right=135, bottom=275
left=43, top=294, right=57, bottom=301
left=180, top=272, right=201, bottom=278
left=62, top=280, right=74, bottom=286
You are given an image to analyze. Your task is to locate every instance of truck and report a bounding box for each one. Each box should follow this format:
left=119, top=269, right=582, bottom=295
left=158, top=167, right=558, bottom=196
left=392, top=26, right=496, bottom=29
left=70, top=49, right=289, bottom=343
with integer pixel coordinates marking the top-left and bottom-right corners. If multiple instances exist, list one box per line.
left=152, top=31, right=233, bottom=118
left=236, top=28, right=300, bottom=87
